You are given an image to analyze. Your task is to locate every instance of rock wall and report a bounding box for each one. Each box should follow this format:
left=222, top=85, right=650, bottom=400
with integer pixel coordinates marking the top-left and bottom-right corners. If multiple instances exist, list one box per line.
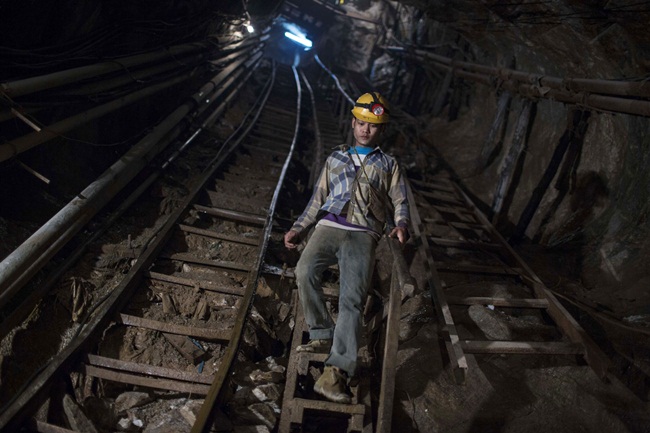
left=318, top=0, right=650, bottom=317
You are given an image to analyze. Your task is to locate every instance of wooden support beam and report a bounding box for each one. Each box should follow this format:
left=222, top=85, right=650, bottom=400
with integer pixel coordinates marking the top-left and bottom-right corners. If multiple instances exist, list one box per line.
left=512, top=109, right=591, bottom=242
left=119, top=313, right=231, bottom=342
left=146, top=271, right=245, bottom=296
left=476, top=90, right=512, bottom=171
left=491, top=98, right=534, bottom=222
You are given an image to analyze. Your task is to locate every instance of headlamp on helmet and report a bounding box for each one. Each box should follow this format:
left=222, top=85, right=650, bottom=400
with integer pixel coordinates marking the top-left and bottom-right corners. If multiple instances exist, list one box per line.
left=351, top=92, right=390, bottom=124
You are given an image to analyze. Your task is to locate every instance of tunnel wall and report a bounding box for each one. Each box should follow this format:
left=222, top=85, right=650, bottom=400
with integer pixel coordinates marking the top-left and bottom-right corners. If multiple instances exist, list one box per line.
left=320, top=0, right=650, bottom=317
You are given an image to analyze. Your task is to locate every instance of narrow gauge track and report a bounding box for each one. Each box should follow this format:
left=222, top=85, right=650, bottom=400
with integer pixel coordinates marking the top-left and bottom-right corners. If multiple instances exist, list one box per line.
left=406, top=167, right=611, bottom=383
left=0, top=62, right=302, bottom=433
left=275, top=64, right=614, bottom=432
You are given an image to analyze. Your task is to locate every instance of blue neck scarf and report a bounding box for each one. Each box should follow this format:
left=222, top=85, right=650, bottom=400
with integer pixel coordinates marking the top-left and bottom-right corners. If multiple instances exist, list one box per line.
left=349, top=146, right=373, bottom=156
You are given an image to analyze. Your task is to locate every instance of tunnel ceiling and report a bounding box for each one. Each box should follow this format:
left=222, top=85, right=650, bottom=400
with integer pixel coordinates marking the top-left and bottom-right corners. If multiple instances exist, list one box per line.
left=313, top=0, right=650, bottom=81
left=3, top=0, right=648, bottom=81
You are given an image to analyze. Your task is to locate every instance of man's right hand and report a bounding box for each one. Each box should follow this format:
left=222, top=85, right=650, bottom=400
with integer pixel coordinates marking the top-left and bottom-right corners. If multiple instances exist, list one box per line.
left=284, top=230, right=300, bottom=249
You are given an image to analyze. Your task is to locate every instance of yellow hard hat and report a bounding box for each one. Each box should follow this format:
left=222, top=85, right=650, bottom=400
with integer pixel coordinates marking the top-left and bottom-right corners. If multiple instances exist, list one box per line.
left=351, top=92, right=390, bottom=124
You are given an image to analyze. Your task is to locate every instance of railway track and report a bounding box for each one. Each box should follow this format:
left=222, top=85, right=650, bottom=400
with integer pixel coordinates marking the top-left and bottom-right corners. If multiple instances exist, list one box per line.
left=275, top=65, right=613, bottom=431
left=406, top=168, right=611, bottom=383
left=0, top=58, right=616, bottom=433
left=0, top=61, right=301, bottom=433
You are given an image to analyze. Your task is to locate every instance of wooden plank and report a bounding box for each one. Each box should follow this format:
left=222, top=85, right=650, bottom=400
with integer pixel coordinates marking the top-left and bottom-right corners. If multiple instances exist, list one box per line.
left=461, top=340, right=584, bottom=355
left=193, top=204, right=266, bottom=225
left=119, top=314, right=231, bottom=342
left=428, top=236, right=502, bottom=251
left=87, top=354, right=213, bottom=384
left=82, top=365, right=210, bottom=395
left=164, top=252, right=251, bottom=273
left=524, top=276, right=612, bottom=379
left=446, top=296, right=549, bottom=308
left=447, top=221, right=487, bottom=230
left=292, top=398, right=365, bottom=415
left=177, top=224, right=259, bottom=246
left=146, top=271, right=245, bottom=296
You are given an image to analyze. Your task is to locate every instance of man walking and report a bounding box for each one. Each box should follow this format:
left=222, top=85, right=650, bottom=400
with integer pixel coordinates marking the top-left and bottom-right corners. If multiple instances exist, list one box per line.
left=284, top=92, right=410, bottom=403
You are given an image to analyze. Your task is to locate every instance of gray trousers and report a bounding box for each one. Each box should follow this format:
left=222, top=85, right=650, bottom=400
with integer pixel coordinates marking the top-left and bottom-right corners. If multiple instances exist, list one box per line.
left=295, top=225, right=377, bottom=375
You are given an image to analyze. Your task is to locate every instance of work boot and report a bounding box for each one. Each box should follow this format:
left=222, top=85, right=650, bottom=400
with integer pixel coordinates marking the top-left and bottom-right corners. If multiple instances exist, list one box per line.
left=314, top=366, right=351, bottom=404
left=296, top=339, right=332, bottom=353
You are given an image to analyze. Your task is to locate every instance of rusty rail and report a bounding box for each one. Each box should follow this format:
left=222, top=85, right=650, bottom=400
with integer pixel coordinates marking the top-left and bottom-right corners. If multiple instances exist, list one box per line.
left=190, top=63, right=303, bottom=433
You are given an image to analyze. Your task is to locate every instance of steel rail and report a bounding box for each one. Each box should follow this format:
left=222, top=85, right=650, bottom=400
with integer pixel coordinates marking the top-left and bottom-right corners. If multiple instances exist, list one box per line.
left=299, top=69, right=324, bottom=189
left=191, top=63, right=302, bottom=433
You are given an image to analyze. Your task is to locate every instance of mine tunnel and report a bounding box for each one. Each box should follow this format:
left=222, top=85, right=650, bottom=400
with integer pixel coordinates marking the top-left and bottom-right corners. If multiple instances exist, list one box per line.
left=1, top=1, right=649, bottom=432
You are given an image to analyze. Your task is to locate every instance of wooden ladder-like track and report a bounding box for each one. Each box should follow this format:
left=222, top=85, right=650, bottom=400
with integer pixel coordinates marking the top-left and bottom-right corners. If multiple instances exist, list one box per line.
left=0, top=62, right=302, bottom=433
left=407, top=171, right=611, bottom=383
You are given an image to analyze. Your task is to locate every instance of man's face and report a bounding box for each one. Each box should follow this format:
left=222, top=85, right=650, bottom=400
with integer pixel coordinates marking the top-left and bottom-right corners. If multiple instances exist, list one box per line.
left=352, top=118, right=383, bottom=148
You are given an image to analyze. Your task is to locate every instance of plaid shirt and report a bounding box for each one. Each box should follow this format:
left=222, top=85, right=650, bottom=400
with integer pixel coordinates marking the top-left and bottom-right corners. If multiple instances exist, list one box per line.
left=292, top=145, right=409, bottom=235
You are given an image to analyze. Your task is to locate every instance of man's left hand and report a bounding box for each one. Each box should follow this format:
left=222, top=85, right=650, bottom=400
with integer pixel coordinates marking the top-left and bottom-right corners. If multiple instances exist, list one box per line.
left=389, top=226, right=409, bottom=245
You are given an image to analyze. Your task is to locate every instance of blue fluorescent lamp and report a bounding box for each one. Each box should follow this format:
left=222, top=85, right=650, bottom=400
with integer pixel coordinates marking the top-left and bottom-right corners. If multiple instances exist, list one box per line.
left=284, top=31, right=312, bottom=48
